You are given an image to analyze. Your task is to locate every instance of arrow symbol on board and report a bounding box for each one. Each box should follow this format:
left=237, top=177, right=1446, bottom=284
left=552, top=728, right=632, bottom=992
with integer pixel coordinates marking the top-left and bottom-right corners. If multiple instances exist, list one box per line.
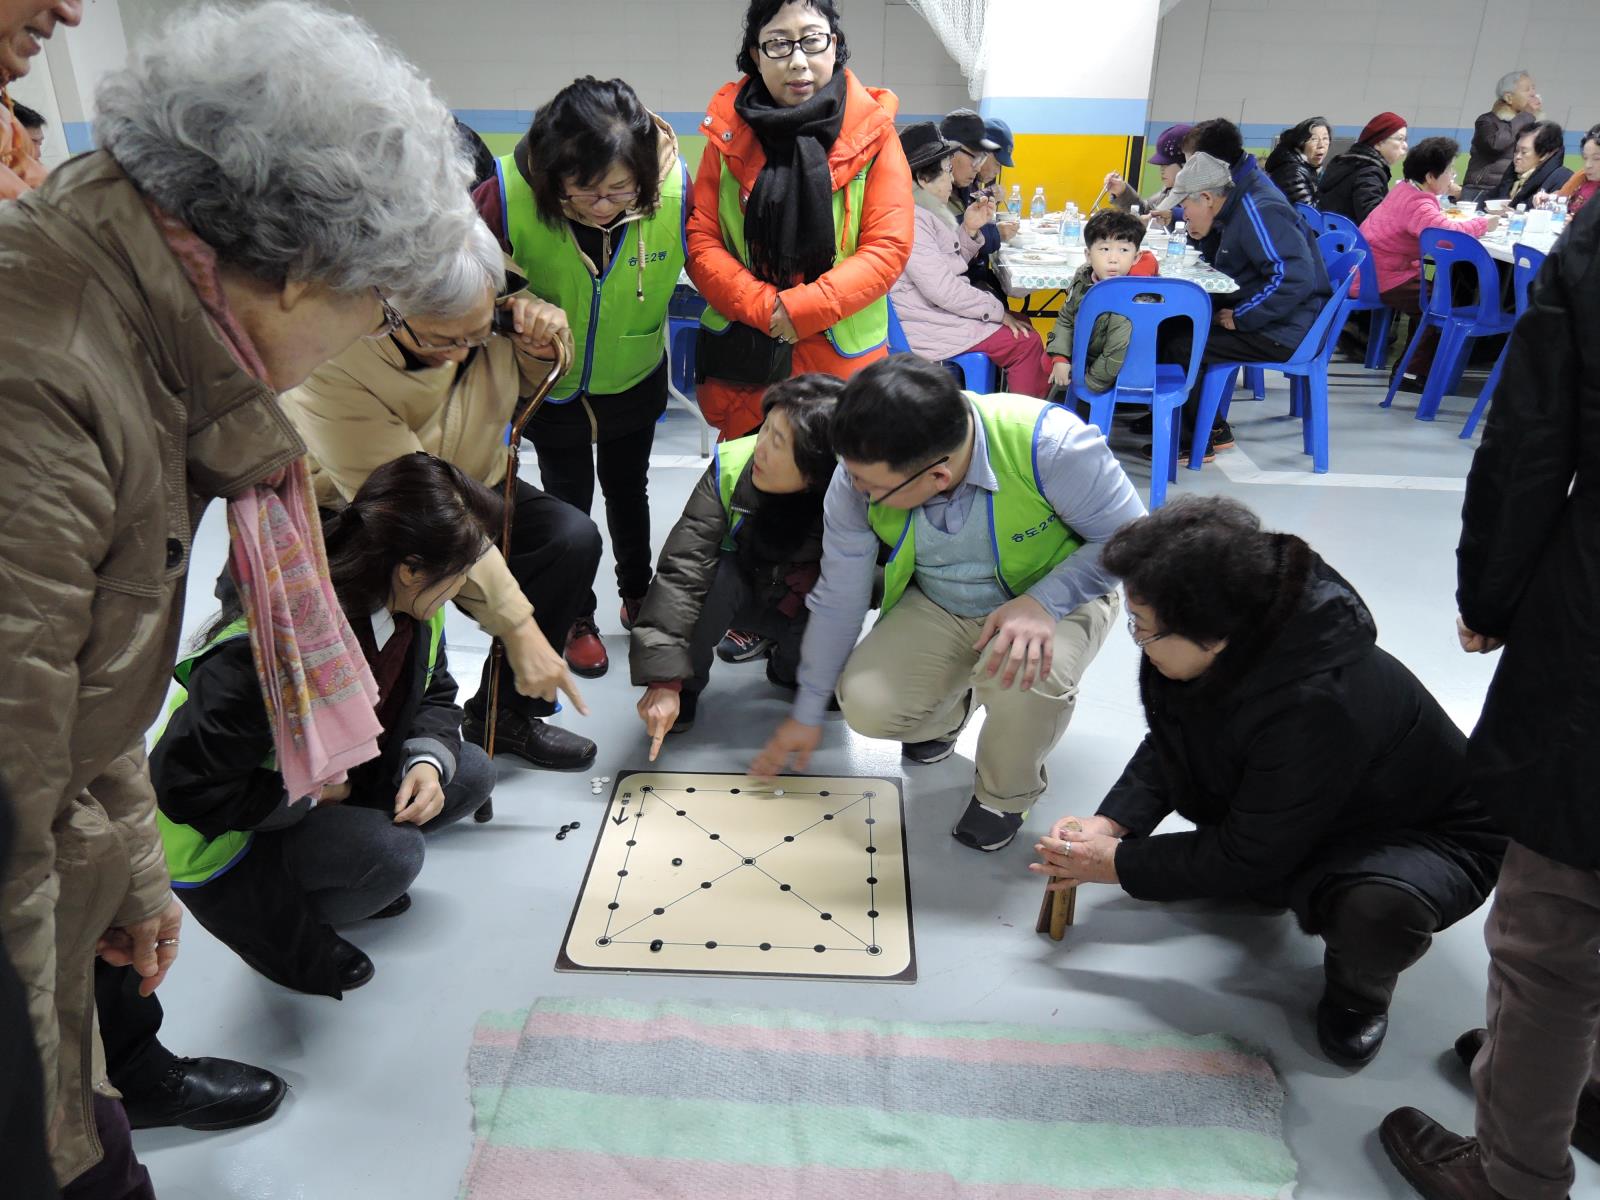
left=612, top=811, right=628, bottom=826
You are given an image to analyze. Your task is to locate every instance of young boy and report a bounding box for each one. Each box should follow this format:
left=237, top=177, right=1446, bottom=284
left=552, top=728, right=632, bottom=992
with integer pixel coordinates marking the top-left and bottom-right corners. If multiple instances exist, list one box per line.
left=1045, top=209, right=1160, bottom=394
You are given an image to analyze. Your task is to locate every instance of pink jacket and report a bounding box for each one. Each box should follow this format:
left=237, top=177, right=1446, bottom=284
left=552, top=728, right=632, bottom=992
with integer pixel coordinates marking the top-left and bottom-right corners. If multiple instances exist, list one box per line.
left=1359, top=182, right=1491, bottom=293
left=890, top=198, right=1006, bottom=361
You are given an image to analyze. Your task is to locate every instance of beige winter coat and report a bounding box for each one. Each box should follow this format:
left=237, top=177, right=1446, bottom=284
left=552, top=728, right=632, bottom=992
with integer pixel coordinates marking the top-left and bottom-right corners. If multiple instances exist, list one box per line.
left=281, top=334, right=557, bottom=637
left=0, top=152, right=304, bottom=1183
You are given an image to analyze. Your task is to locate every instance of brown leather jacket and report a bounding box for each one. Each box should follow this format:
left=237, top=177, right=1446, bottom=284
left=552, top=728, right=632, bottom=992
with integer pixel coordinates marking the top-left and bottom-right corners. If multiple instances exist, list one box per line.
left=0, top=151, right=303, bottom=1182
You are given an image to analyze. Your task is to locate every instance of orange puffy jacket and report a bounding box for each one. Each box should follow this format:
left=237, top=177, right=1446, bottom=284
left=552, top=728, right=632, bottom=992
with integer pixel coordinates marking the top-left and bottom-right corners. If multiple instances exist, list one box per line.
left=686, top=68, right=914, bottom=343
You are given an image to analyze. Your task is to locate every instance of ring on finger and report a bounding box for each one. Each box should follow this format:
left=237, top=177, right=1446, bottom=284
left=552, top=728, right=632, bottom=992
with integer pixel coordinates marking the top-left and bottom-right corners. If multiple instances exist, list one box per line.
left=1061, top=840, right=1072, bottom=857
left=156, top=938, right=180, bottom=947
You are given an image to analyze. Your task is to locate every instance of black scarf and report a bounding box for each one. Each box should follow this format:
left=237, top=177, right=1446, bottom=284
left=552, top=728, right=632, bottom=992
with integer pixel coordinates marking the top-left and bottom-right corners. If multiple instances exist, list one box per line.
left=734, top=70, right=847, bottom=286
left=734, top=486, right=825, bottom=579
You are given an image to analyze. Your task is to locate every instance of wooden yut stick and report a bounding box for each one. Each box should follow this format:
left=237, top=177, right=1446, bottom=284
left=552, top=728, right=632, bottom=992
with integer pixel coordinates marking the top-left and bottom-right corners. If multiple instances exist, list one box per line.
left=1035, top=819, right=1082, bottom=940
left=475, top=341, right=571, bottom=824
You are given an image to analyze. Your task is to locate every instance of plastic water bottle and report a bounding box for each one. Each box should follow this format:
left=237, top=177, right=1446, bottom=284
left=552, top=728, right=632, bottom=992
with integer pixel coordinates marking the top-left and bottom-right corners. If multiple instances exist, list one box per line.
left=1166, top=220, right=1188, bottom=266
left=1008, top=184, right=1022, bottom=217
left=1508, top=204, right=1528, bottom=239
left=1550, top=203, right=1568, bottom=235
left=1029, top=187, right=1047, bottom=221
left=1059, top=203, right=1082, bottom=247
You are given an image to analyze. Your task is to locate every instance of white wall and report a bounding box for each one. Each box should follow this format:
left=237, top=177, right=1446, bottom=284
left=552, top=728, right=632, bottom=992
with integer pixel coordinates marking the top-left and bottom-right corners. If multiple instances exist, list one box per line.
left=117, top=0, right=970, bottom=129
left=1151, top=0, right=1598, bottom=144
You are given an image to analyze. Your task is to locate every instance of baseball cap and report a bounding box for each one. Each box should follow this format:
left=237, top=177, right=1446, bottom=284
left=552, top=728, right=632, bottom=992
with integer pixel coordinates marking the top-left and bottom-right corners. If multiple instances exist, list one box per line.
left=939, top=108, right=999, bottom=154
left=1155, top=151, right=1233, bottom=211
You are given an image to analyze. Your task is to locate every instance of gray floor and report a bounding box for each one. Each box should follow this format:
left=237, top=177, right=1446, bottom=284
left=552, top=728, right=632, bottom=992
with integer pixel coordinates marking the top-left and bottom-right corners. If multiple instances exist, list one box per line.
left=135, top=364, right=1598, bottom=1199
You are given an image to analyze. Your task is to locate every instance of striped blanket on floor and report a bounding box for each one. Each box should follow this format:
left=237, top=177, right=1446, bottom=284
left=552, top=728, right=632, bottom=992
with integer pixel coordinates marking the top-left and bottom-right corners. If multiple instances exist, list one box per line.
left=462, top=998, right=1296, bottom=1200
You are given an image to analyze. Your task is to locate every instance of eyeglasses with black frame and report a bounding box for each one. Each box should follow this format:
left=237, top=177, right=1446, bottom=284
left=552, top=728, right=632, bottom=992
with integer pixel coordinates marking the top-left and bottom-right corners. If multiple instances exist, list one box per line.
left=560, top=188, right=639, bottom=207
left=759, top=31, right=834, bottom=60
left=1127, top=613, right=1172, bottom=649
left=864, top=454, right=951, bottom=505
left=366, top=288, right=405, bottom=340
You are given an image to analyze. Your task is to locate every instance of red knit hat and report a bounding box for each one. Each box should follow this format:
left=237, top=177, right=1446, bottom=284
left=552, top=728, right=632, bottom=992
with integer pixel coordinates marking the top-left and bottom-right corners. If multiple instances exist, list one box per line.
left=1358, top=112, right=1407, bottom=145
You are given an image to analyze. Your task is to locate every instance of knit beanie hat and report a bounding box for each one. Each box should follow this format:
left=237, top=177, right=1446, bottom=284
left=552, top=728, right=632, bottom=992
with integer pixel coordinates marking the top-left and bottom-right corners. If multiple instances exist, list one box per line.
left=1358, top=112, right=1407, bottom=145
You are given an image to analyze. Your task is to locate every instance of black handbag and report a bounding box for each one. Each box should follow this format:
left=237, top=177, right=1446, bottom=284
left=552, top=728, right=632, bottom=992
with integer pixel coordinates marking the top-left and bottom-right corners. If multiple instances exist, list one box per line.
left=695, top=321, right=793, bottom=387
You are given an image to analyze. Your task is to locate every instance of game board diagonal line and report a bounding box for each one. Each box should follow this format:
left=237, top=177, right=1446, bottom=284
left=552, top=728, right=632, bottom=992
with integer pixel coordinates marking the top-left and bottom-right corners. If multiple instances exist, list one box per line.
left=608, top=857, right=752, bottom=939
left=746, top=863, right=871, bottom=949
left=747, top=795, right=869, bottom=860
left=660, top=800, right=757, bottom=864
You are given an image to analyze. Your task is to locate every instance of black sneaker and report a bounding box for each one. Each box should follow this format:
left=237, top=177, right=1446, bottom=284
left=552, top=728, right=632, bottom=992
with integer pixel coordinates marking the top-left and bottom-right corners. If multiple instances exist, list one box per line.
left=902, top=690, right=972, bottom=762
left=951, top=796, right=1026, bottom=852
left=716, top=628, right=774, bottom=663
left=1211, top=419, right=1235, bottom=451
left=369, top=892, right=411, bottom=919
left=462, top=709, right=597, bottom=771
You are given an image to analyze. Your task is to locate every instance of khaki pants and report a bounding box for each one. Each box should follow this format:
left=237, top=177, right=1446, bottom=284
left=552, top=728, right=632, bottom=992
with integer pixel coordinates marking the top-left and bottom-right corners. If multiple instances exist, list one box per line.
left=1475, top=839, right=1600, bottom=1199
left=837, top=586, right=1117, bottom=814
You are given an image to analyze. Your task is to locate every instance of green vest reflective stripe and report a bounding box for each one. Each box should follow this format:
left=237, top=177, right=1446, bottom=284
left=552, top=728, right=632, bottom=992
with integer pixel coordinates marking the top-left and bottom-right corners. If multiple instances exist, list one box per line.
left=714, top=435, right=758, bottom=551
left=497, top=154, right=687, bottom=401
left=699, top=159, right=888, bottom=358
left=867, top=395, right=1083, bottom=614
left=156, top=612, right=447, bottom=888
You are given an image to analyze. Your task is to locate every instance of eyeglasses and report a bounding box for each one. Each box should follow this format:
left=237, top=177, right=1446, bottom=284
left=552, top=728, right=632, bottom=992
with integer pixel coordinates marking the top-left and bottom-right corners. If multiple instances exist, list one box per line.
left=758, top=31, right=834, bottom=60
left=865, top=455, right=950, bottom=504
left=561, top=188, right=639, bottom=207
left=366, top=289, right=405, bottom=340
left=956, top=147, right=991, bottom=169
left=1127, top=614, right=1171, bottom=649
left=399, top=316, right=494, bottom=353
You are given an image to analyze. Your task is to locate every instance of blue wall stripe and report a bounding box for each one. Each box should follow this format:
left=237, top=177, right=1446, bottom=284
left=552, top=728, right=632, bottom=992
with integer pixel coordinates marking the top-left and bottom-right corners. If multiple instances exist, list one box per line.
left=980, top=96, right=1148, bottom=136
left=63, top=121, right=94, bottom=153
left=458, top=108, right=956, bottom=138
left=1149, top=119, right=1589, bottom=155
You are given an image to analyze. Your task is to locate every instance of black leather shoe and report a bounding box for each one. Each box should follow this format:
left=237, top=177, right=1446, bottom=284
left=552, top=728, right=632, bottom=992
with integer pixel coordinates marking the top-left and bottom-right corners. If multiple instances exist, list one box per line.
left=1379, top=1108, right=1518, bottom=1199
left=1316, top=997, right=1388, bottom=1065
left=1454, top=1027, right=1600, bottom=1161
left=463, top=709, right=597, bottom=771
left=121, top=1057, right=287, bottom=1132
left=333, top=936, right=375, bottom=991
left=369, top=892, right=411, bottom=919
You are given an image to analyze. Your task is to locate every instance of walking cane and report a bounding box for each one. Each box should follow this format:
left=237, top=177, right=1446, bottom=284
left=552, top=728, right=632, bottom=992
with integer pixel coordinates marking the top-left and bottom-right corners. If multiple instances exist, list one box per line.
left=474, top=340, right=572, bottom=823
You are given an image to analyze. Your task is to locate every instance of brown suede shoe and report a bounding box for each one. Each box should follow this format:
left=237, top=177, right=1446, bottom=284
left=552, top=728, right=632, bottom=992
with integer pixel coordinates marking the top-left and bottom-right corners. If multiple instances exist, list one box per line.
left=1379, top=1108, right=1520, bottom=1199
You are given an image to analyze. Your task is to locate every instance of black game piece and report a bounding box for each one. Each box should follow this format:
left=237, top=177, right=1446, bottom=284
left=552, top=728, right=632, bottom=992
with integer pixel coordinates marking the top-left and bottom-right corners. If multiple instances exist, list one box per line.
left=671, top=857, right=683, bottom=866
left=569, top=821, right=581, bottom=830
left=650, top=939, right=664, bottom=952
left=556, top=832, right=567, bottom=840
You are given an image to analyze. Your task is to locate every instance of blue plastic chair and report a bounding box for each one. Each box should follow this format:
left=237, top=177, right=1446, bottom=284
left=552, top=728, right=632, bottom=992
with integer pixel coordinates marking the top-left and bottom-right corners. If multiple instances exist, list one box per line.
left=885, top=298, right=1000, bottom=392
left=1310, top=217, right=1395, bottom=370
left=1459, top=243, right=1546, bottom=439
left=1294, top=202, right=1321, bottom=228
left=1382, top=228, right=1515, bottom=420
left=1186, top=250, right=1366, bottom=475
left=1064, top=276, right=1211, bottom=508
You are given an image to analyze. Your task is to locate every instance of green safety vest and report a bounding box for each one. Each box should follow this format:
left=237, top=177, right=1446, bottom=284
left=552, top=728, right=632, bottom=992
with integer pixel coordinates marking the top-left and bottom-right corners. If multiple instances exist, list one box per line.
left=699, top=159, right=888, bottom=358
left=497, top=154, right=688, bottom=401
left=714, top=434, right=758, bottom=550
left=155, top=612, right=446, bottom=887
left=867, top=394, right=1084, bottom=614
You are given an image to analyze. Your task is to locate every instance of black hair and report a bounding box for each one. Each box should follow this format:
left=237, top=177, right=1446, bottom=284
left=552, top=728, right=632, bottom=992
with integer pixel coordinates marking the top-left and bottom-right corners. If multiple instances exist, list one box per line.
left=1101, top=495, right=1278, bottom=645
left=526, top=77, right=661, bottom=227
left=736, top=0, right=850, bottom=77
left=200, top=453, right=501, bottom=647
left=1403, top=136, right=1460, bottom=184
left=12, top=101, right=44, bottom=131
left=1189, top=118, right=1244, bottom=167
left=912, top=155, right=951, bottom=187
left=761, top=372, right=846, bottom=489
left=830, top=355, right=969, bottom=473
left=1276, top=116, right=1329, bottom=156
left=1084, top=208, right=1145, bottom=249
left=1585, top=124, right=1600, bottom=153
left=1520, top=119, right=1565, bottom=161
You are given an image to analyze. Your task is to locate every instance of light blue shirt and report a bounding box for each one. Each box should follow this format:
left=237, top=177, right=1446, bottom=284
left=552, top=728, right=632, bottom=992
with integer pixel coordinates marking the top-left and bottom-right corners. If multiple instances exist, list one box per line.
left=791, top=396, right=1146, bottom=725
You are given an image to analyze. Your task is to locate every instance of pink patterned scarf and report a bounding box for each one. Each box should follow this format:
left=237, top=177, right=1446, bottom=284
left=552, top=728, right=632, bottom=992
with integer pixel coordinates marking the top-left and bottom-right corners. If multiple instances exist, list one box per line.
left=148, top=201, right=382, bottom=799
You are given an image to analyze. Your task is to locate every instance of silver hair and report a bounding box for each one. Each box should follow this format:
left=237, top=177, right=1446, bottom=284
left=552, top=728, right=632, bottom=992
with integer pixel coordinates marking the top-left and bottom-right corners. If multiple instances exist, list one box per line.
left=95, top=0, right=493, bottom=316
left=1496, top=69, right=1531, bottom=101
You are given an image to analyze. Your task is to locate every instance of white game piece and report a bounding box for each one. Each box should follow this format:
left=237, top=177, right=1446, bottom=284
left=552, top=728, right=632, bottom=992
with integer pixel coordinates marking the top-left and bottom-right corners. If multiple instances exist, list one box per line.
left=600, top=776, right=611, bottom=783
left=773, top=788, right=785, bottom=796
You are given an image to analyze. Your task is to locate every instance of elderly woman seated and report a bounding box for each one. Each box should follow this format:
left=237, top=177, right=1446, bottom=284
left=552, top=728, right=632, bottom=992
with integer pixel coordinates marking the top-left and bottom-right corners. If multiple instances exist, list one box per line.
left=1318, top=112, right=1408, bottom=225
left=1491, top=119, right=1573, bottom=208
left=889, top=122, right=1051, bottom=397
left=1033, top=497, right=1505, bottom=1068
left=1264, top=116, right=1331, bottom=207
left=1360, top=137, right=1500, bottom=393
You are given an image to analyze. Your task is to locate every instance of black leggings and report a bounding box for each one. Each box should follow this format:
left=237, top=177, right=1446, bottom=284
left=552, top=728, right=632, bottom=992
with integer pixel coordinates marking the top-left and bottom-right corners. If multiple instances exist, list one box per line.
left=1316, top=879, right=1441, bottom=1014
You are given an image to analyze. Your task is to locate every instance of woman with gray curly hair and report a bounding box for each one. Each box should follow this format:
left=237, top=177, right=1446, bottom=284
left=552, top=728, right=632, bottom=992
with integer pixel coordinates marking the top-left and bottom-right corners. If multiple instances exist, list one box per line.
left=0, top=1, right=489, bottom=1192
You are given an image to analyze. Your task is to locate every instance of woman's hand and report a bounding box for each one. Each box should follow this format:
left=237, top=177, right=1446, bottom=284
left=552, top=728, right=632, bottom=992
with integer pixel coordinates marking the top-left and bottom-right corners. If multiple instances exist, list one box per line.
left=97, top=897, right=183, bottom=997
left=1049, top=813, right=1127, bottom=842
left=1483, top=213, right=1504, bottom=231
left=500, top=295, right=573, bottom=362
left=1050, top=360, right=1073, bottom=389
left=962, top=194, right=997, bottom=235
left=504, top=617, right=590, bottom=716
left=1104, top=170, right=1127, bottom=197
left=770, top=298, right=799, bottom=345
left=1000, top=311, right=1033, bottom=341
left=394, top=762, right=445, bottom=826
left=637, top=687, right=680, bottom=762
left=1031, top=829, right=1122, bottom=891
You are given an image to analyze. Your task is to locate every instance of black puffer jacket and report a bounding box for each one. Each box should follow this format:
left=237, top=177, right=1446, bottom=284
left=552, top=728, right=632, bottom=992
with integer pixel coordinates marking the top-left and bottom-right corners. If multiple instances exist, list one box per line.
left=1317, top=142, right=1391, bottom=225
left=1458, top=197, right=1600, bottom=870
left=629, top=450, right=823, bottom=685
left=1264, top=144, right=1319, bottom=208
left=1099, top=537, right=1505, bottom=931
